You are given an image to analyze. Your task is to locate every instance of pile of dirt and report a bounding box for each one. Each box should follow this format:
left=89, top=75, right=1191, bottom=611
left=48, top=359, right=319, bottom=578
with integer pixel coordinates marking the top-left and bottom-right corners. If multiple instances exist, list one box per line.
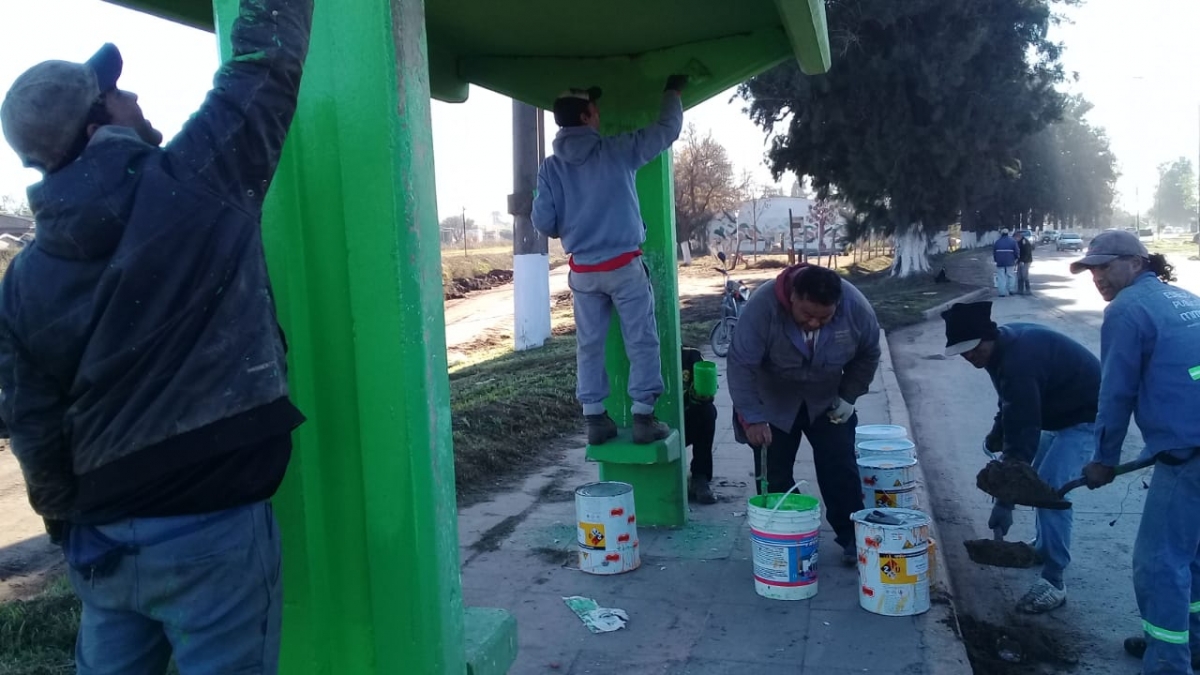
left=959, top=615, right=1080, bottom=674
left=444, top=269, right=514, bottom=299
left=976, top=459, right=1067, bottom=509
left=963, top=539, right=1042, bottom=568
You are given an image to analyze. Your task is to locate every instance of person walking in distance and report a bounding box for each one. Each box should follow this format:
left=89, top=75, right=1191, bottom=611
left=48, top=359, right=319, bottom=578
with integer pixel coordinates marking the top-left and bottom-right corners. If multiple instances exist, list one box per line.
left=1015, top=230, right=1034, bottom=295
left=1072, top=230, right=1200, bottom=674
left=727, top=263, right=880, bottom=565
left=0, top=0, right=312, bottom=671
left=533, top=75, right=688, bottom=444
left=993, top=228, right=1020, bottom=297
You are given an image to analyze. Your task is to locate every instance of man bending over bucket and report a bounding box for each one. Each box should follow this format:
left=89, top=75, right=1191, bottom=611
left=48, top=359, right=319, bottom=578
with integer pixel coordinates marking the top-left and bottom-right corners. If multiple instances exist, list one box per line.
left=942, top=301, right=1098, bottom=614
left=533, top=76, right=687, bottom=445
left=727, top=263, right=879, bottom=566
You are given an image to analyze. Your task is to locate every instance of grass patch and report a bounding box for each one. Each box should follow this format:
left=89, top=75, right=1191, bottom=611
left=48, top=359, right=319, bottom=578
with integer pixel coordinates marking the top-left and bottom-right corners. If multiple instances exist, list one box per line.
left=0, top=577, right=79, bottom=675
left=1147, top=239, right=1199, bottom=256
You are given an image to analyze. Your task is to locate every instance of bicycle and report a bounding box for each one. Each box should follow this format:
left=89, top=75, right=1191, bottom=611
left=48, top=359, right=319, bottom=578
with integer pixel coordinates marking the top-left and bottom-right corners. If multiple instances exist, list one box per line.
left=709, top=252, right=749, bottom=357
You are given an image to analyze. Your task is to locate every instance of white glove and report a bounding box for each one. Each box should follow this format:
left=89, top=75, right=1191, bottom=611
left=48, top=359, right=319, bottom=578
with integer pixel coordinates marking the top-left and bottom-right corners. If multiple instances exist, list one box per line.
left=827, top=398, right=855, bottom=424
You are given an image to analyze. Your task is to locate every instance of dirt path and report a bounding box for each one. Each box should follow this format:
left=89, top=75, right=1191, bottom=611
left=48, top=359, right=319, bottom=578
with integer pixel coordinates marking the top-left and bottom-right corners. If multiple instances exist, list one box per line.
left=0, top=446, right=63, bottom=602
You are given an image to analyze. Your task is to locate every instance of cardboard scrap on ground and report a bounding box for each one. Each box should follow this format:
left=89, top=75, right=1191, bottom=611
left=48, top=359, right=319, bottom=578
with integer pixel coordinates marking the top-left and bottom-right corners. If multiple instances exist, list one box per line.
left=561, top=595, right=629, bottom=634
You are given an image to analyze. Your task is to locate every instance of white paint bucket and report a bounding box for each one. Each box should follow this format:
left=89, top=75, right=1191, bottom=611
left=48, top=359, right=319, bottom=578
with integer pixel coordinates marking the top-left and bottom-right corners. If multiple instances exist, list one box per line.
left=857, top=456, right=919, bottom=509
left=576, top=482, right=640, bottom=575
left=747, top=491, right=822, bottom=600
left=854, top=424, right=908, bottom=445
left=857, top=541, right=932, bottom=616
left=856, top=438, right=917, bottom=461
left=850, top=508, right=931, bottom=554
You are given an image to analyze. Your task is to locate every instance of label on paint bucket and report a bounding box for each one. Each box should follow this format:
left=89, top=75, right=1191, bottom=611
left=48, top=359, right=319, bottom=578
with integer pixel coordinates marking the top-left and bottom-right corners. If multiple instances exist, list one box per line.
left=880, top=549, right=929, bottom=583
left=751, top=528, right=819, bottom=587
left=864, top=486, right=919, bottom=509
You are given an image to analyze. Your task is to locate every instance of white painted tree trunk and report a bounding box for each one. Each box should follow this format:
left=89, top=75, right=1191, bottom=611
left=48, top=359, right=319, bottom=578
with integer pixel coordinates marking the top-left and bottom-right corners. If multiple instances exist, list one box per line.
left=960, top=230, right=979, bottom=250
left=890, top=224, right=932, bottom=277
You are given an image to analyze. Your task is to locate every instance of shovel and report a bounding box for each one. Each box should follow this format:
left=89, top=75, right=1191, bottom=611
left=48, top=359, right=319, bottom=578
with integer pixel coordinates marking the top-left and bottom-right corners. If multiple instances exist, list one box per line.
left=977, top=457, right=1155, bottom=510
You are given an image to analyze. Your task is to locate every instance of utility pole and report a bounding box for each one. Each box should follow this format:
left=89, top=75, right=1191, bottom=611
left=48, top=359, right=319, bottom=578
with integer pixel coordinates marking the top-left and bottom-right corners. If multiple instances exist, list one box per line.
left=461, top=206, right=468, bottom=256
left=509, top=100, right=551, bottom=351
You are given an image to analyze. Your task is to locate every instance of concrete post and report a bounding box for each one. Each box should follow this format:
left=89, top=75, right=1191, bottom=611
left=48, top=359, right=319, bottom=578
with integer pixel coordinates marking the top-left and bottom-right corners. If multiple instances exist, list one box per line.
left=510, top=100, right=551, bottom=351
left=211, top=0, right=514, bottom=671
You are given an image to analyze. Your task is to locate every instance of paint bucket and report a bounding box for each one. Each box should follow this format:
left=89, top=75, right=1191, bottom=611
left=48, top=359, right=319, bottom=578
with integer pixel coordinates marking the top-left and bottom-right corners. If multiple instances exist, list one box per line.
left=857, top=457, right=919, bottom=509
left=576, top=482, right=640, bottom=575
left=854, top=424, right=909, bottom=446
left=850, top=508, right=931, bottom=554
left=852, top=508, right=932, bottom=616
left=692, top=361, right=718, bottom=398
left=857, top=541, right=932, bottom=616
left=856, top=438, right=917, bottom=461
left=747, top=490, right=822, bottom=600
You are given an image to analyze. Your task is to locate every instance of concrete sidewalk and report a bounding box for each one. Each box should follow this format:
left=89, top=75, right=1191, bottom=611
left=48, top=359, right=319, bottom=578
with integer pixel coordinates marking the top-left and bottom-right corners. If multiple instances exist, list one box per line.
left=458, top=341, right=969, bottom=674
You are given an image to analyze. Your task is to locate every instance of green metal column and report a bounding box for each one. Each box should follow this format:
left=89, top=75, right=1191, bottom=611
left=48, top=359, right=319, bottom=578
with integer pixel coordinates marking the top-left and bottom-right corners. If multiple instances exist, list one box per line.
left=210, top=0, right=481, bottom=671
left=585, top=120, right=687, bottom=528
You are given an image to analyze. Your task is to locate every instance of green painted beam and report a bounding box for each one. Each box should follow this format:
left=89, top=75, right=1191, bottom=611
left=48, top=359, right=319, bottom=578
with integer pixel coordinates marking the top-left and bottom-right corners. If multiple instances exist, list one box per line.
left=774, top=0, right=832, bottom=75
left=211, top=0, right=487, bottom=671
left=459, top=30, right=793, bottom=112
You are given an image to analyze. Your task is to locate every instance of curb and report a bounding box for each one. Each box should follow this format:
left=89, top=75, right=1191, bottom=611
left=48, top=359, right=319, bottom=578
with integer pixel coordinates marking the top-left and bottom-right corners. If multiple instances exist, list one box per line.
left=878, top=332, right=973, bottom=674
left=921, top=286, right=991, bottom=321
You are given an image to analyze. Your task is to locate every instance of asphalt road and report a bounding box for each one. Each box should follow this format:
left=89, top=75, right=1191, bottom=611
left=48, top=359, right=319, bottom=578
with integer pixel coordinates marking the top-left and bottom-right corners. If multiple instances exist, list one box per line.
left=890, top=249, right=1200, bottom=673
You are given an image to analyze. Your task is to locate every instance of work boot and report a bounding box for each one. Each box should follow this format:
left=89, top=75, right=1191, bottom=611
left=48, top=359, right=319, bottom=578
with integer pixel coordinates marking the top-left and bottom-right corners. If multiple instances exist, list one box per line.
left=841, top=543, right=857, bottom=567
left=689, top=478, right=717, bottom=505
left=632, top=414, right=670, bottom=444
left=1016, top=578, right=1066, bottom=614
left=1123, top=636, right=1200, bottom=668
left=585, top=413, right=618, bottom=446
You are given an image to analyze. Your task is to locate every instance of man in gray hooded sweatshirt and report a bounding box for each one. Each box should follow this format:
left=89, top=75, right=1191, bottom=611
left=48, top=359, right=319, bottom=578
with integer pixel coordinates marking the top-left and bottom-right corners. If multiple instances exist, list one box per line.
left=532, top=76, right=687, bottom=445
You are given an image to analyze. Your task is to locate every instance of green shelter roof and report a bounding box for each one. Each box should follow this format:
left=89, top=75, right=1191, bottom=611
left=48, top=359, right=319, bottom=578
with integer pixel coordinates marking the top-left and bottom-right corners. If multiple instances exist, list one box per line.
left=101, top=0, right=828, bottom=111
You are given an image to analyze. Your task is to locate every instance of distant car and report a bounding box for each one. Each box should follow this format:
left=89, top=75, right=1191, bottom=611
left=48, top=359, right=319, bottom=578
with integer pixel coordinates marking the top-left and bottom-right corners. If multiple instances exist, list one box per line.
left=1056, top=233, right=1083, bottom=252
left=1138, top=228, right=1155, bottom=243
left=1016, top=229, right=1035, bottom=247
left=1041, top=230, right=1059, bottom=244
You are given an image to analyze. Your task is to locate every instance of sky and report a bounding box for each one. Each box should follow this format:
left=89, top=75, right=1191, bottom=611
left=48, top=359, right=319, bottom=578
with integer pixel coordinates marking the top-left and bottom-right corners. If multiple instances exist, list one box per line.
left=0, top=0, right=1197, bottom=224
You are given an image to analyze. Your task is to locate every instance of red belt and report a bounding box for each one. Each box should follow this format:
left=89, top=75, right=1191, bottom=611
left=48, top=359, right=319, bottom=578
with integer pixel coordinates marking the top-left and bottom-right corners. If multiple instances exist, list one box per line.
left=568, top=250, right=643, bottom=273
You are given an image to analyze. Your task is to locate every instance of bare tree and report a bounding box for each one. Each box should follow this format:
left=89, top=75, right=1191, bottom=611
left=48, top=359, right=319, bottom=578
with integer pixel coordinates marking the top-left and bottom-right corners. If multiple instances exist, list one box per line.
left=673, top=125, right=740, bottom=257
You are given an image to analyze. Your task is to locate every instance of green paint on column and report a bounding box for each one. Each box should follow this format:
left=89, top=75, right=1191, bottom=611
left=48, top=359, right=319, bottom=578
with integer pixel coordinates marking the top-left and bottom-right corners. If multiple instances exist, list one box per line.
left=211, top=0, right=470, bottom=671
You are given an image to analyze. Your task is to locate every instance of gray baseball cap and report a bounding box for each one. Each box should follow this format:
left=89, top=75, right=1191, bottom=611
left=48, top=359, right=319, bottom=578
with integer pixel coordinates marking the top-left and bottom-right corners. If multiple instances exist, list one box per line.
left=1069, top=229, right=1149, bottom=274
left=1, top=44, right=123, bottom=173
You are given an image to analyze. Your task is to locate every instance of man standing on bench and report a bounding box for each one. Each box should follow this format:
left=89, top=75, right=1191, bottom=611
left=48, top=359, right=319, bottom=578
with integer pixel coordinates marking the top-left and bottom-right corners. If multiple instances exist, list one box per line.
left=533, top=75, right=687, bottom=445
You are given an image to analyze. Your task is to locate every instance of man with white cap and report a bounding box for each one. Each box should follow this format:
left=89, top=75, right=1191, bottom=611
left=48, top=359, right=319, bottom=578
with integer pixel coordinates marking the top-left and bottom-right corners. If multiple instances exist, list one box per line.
left=0, top=0, right=311, bottom=670
left=533, top=75, right=687, bottom=445
left=1073, top=230, right=1200, bottom=673
left=942, top=301, right=1099, bottom=613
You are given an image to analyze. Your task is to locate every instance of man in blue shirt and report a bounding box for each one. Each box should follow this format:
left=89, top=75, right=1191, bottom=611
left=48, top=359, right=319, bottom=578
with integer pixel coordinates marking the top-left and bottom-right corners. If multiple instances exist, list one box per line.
left=533, top=76, right=686, bottom=445
left=993, top=228, right=1020, bottom=297
left=942, top=301, right=1099, bottom=613
left=1075, top=230, right=1200, bottom=674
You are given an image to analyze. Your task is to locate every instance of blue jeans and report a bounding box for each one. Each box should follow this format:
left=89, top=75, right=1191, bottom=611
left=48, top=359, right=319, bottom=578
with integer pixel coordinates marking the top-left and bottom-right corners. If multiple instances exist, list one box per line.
left=569, top=259, right=663, bottom=415
left=994, top=424, right=1093, bottom=587
left=1133, top=455, right=1200, bottom=675
left=70, top=502, right=283, bottom=675
left=996, top=266, right=1016, bottom=296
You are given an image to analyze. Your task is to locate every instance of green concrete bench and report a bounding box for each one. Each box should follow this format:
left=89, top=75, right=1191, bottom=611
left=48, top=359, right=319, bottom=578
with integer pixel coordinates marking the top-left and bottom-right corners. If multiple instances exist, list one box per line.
left=464, top=607, right=518, bottom=675
left=585, top=428, right=686, bottom=527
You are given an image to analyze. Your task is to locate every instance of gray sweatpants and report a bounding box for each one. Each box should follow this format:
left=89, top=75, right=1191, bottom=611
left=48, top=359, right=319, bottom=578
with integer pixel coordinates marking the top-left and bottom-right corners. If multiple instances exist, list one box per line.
left=568, top=259, right=664, bottom=415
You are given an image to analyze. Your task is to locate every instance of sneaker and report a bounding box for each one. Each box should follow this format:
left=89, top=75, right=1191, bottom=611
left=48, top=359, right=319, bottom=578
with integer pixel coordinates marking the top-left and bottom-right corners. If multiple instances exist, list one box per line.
left=842, top=543, right=857, bottom=567
left=1123, top=636, right=1200, bottom=667
left=1016, top=578, right=1066, bottom=614
left=689, top=478, right=717, bottom=505
left=585, top=413, right=618, bottom=446
left=632, top=414, right=670, bottom=444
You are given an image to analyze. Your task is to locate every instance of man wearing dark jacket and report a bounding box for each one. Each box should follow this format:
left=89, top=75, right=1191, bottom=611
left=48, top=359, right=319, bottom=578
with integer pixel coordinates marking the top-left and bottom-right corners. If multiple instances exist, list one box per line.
left=0, top=0, right=311, bottom=670
left=728, top=263, right=880, bottom=565
left=1015, top=231, right=1035, bottom=295
left=994, top=229, right=1020, bottom=297
left=682, top=346, right=718, bottom=505
left=942, top=302, right=1099, bottom=614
